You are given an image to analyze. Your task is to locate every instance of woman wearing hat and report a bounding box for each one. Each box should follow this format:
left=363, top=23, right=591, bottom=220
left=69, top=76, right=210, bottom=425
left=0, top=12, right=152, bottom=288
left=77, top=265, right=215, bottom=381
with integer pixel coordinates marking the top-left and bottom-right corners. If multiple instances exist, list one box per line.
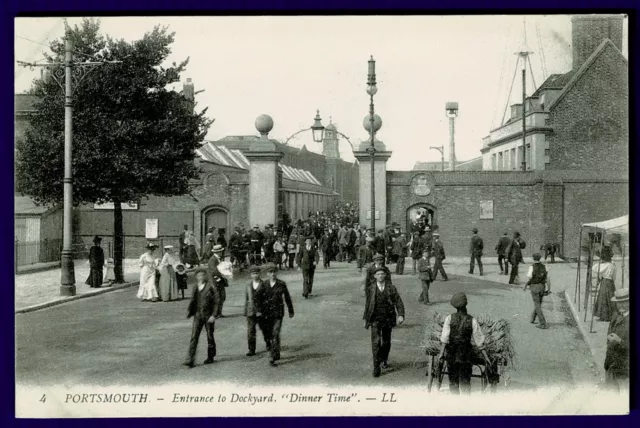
left=158, top=245, right=179, bottom=302
left=593, top=246, right=618, bottom=322
left=182, top=229, right=201, bottom=268
left=437, top=292, right=491, bottom=394
left=137, top=243, right=159, bottom=302
left=85, top=236, right=105, bottom=288
left=604, top=288, right=629, bottom=392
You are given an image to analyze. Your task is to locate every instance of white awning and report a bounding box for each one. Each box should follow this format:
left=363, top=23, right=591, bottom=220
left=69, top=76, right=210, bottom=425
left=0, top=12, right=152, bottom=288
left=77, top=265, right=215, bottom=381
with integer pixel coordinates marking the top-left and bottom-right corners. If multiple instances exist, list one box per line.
left=582, top=215, right=628, bottom=234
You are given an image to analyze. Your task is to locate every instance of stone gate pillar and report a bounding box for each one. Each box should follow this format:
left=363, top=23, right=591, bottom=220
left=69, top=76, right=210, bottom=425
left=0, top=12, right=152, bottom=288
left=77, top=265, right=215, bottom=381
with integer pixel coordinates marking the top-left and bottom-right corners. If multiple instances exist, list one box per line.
left=353, top=139, right=392, bottom=229
left=245, top=115, right=284, bottom=229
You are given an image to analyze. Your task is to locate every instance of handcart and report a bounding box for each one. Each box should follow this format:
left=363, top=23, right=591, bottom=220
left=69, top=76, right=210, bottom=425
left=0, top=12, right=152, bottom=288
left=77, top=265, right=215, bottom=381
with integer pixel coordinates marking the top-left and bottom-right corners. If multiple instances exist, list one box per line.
left=425, top=350, right=508, bottom=393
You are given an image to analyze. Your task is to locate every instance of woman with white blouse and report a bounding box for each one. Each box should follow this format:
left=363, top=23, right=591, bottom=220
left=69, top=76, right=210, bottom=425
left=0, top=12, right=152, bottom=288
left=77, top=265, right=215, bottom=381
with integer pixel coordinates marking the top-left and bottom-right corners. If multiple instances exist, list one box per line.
left=137, top=243, right=159, bottom=302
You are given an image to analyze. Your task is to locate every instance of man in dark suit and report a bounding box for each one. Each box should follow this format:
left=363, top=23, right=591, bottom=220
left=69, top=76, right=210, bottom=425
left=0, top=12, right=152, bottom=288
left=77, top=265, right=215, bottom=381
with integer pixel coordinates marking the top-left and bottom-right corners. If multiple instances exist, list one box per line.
left=506, top=232, right=525, bottom=285
left=363, top=253, right=392, bottom=292
left=262, top=263, right=294, bottom=366
left=244, top=265, right=270, bottom=357
left=296, top=236, right=319, bottom=299
left=495, top=232, right=511, bottom=275
left=469, top=228, right=484, bottom=276
left=208, top=245, right=227, bottom=318
left=319, top=229, right=333, bottom=269
left=432, top=232, right=448, bottom=281
left=363, top=267, right=405, bottom=377
left=184, top=268, right=220, bottom=368
left=179, top=224, right=189, bottom=263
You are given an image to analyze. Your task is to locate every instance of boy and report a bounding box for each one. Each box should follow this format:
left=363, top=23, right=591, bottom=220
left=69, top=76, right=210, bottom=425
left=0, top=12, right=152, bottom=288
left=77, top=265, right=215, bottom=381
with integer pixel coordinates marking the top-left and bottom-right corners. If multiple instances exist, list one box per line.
left=184, top=268, right=220, bottom=368
left=245, top=265, right=270, bottom=356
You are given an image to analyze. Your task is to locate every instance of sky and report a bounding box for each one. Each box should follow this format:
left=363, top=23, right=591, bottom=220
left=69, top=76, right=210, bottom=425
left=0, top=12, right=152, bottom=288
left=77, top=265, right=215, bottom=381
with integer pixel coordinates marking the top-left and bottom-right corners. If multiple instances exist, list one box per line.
left=15, top=15, right=628, bottom=171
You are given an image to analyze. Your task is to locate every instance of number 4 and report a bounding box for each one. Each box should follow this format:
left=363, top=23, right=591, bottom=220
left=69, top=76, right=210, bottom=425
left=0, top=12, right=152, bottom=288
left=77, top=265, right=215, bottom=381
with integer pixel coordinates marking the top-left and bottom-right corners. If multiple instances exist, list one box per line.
left=39, top=394, right=46, bottom=403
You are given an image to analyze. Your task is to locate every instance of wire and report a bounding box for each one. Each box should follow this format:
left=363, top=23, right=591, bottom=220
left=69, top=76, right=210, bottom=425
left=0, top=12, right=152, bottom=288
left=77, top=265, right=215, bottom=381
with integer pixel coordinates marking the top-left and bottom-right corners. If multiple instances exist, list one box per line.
left=535, top=21, right=548, bottom=81
left=527, top=56, right=537, bottom=93
left=492, top=21, right=511, bottom=128
left=16, top=33, right=103, bottom=61
left=501, top=58, right=521, bottom=126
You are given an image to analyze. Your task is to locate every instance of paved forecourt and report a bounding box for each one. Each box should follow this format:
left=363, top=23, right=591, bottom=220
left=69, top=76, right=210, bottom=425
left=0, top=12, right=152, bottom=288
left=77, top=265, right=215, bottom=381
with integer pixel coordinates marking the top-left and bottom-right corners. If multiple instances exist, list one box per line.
left=16, top=258, right=599, bottom=390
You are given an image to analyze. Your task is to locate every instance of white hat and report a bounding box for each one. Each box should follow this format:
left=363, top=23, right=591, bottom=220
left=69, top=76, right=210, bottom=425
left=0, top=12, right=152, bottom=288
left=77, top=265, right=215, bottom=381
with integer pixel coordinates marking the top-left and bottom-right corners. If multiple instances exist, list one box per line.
left=212, top=244, right=225, bottom=253
left=611, top=288, right=629, bottom=302
left=163, top=245, right=174, bottom=250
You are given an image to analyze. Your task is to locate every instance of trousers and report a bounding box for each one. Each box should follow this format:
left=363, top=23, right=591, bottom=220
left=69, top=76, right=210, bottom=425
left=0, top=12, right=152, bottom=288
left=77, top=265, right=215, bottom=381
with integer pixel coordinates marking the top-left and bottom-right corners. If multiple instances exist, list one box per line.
left=267, top=318, right=283, bottom=362
left=498, top=255, right=509, bottom=274
left=370, top=321, right=392, bottom=367
left=185, top=314, right=216, bottom=364
left=216, top=284, right=226, bottom=317
left=302, top=267, right=316, bottom=296
left=509, top=262, right=519, bottom=284
left=247, top=316, right=271, bottom=353
left=395, top=256, right=405, bottom=275
left=469, top=254, right=483, bottom=274
left=447, top=362, right=472, bottom=394
left=433, top=258, right=448, bottom=280
left=530, top=283, right=547, bottom=326
left=419, top=280, right=430, bottom=303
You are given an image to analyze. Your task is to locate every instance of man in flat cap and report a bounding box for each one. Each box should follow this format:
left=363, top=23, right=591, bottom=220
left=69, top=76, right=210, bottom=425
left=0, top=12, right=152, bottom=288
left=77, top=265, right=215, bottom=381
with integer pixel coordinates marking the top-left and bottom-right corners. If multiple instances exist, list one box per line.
left=524, top=252, right=551, bottom=329
left=244, top=265, right=270, bottom=357
left=262, top=263, right=294, bottom=366
left=296, top=236, right=319, bottom=298
left=469, top=228, right=484, bottom=276
left=319, top=228, right=334, bottom=269
left=432, top=233, right=448, bottom=281
left=363, top=266, right=405, bottom=377
left=437, top=292, right=491, bottom=394
left=363, top=253, right=392, bottom=294
left=184, top=268, right=220, bottom=368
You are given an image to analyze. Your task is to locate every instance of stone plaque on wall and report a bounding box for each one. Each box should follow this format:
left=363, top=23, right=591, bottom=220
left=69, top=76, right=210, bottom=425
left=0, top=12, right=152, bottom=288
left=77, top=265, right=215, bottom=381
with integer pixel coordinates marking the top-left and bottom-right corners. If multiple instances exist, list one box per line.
left=480, top=200, right=494, bottom=219
left=411, top=173, right=435, bottom=197
left=145, top=218, right=159, bottom=239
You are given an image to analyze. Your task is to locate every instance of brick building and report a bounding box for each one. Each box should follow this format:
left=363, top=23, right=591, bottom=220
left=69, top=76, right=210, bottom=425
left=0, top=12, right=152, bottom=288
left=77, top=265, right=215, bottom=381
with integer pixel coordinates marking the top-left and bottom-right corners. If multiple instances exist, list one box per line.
left=481, top=15, right=627, bottom=172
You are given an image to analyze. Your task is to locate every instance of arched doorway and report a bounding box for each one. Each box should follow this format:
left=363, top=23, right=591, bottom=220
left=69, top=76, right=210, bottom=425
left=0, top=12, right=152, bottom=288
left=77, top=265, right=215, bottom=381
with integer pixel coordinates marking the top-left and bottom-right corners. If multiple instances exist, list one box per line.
left=202, top=207, right=229, bottom=244
left=406, top=203, right=437, bottom=235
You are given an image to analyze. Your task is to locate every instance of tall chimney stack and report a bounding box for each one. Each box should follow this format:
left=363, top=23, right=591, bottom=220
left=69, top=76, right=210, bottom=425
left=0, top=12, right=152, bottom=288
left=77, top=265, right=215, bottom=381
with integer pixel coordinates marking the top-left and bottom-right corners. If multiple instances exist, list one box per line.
left=572, top=15, right=624, bottom=71
left=183, top=78, right=195, bottom=101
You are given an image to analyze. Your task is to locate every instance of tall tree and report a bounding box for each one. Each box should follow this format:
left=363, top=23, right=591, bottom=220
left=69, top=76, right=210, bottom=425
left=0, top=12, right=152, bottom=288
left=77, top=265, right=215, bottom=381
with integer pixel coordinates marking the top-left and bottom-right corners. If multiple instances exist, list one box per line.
left=16, top=19, right=213, bottom=282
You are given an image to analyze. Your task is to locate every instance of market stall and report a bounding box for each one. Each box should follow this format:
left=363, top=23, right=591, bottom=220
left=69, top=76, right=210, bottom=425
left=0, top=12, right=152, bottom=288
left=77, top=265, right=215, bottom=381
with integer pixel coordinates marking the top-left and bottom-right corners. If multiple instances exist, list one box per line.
left=573, top=215, right=628, bottom=333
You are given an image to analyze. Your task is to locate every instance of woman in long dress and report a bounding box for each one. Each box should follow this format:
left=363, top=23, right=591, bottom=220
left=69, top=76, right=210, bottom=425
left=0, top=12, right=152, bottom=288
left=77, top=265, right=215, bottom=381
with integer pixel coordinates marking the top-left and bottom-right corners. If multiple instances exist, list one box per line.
left=158, top=245, right=179, bottom=302
left=137, top=243, right=159, bottom=302
left=183, top=230, right=200, bottom=268
left=85, top=236, right=105, bottom=288
left=593, top=246, right=617, bottom=322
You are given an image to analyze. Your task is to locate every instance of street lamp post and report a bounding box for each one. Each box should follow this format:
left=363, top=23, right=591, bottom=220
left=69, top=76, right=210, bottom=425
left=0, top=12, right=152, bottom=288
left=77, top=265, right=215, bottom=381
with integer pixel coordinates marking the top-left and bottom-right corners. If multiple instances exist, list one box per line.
left=445, top=102, right=459, bottom=172
left=283, top=110, right=326, bottom=145
left=366, top=56, right=378, bottom=231
left=429, top=145, right=445, bottom=171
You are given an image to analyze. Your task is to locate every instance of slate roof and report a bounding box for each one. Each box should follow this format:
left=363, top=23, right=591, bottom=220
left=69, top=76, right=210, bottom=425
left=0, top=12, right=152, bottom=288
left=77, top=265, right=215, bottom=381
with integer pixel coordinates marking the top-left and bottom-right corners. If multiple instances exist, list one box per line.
left=196, top=141, right=323, bottom=186
left=15, top=196, right=55, bottom=215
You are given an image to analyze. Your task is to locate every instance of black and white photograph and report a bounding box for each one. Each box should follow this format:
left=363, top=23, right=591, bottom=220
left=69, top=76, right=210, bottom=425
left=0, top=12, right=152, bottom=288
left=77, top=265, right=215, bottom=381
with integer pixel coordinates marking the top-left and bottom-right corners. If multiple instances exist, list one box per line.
left=14, top=14, right=629, bottom=417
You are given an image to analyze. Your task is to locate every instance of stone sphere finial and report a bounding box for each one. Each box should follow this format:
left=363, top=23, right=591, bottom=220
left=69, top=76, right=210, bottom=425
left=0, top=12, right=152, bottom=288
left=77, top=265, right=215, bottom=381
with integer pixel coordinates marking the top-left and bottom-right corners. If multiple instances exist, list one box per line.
left=363, top=113, right=382, bottom=133
left=255, top=114, right=274, bottom=137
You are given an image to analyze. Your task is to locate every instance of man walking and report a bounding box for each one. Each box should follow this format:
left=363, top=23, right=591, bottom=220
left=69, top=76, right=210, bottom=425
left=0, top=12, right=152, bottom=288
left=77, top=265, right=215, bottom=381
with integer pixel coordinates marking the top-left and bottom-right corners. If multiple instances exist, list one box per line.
left=364, top=253, right=392, bottom=292
left=496, top=232, right=511, bottom=275
left=506, top=232, right=525, bottom=285
left=363, top=267, right=405, bottom=377
left=410, top=232, right=423, bottom=275
left=432, top=232, right=448, bottom=281
left=469, top=228, right=484, bottom=276
left=184, top=268, right=220, bottom=368
left=524, top=253, right=551, bottom=329
left=244, top=265, right=270, bottom=356
left=319, top=228, right=333, bottom=269
left=392, top=231, right=408, bottom=275
left=262, top=263, right=294, bottom=367
left=208, top=245, right=227, bottom=318
left=296, top=236, right=319, bottom=298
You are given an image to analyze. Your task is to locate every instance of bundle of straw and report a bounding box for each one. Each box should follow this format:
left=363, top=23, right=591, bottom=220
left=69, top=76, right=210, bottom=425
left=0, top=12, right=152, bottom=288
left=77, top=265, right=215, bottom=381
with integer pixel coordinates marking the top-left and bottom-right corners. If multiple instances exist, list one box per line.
left=422, top=312, right=516, bottom=367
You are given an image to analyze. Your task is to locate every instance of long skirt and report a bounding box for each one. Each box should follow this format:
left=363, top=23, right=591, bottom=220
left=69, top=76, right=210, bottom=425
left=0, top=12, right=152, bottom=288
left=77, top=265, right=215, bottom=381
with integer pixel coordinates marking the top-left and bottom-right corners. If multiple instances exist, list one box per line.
left=183, top=245, right=200, bottom=267
left=159, top=266, right=179, bottom=302
left=594, top=278, right=616, bottom=322
left=85, top=267, right=103, bottom=288
left=137, top=267, right=158, bottom=301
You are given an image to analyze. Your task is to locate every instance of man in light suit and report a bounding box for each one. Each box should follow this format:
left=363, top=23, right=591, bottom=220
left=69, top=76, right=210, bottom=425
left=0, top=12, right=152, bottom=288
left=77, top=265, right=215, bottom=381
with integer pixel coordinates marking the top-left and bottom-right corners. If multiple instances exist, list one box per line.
left=183, top=268, right=220, bottom=368
left=296, top=236, right=319, bottom=299
left=363, top=267, right=405, bottom=377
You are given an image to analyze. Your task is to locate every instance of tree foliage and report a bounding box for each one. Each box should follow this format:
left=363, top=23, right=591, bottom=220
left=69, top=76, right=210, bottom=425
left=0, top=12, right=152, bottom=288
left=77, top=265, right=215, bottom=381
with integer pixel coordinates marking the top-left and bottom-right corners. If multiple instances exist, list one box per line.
left=16, top=18, right=213, bottom=206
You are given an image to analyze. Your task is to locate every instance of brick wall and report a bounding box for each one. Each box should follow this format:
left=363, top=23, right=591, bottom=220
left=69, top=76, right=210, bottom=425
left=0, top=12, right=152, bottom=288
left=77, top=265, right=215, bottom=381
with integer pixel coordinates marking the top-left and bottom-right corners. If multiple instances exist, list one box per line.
left=542, top=182, right=564, bottom=253
left=548, top=43, right=628, bottom=171
left=386, top=171, right=544, bottom=257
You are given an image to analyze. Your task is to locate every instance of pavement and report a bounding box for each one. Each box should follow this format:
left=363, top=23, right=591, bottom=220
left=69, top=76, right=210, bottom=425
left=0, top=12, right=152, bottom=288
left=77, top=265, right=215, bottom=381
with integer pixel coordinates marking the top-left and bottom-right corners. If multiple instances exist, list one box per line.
left=16, top=257, right=602, bottom=389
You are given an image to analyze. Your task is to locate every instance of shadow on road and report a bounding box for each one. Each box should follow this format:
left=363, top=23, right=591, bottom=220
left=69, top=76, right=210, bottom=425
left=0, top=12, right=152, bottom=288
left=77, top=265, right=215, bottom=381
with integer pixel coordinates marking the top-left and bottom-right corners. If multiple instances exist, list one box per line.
left=277, top=352, right=332, bottom=366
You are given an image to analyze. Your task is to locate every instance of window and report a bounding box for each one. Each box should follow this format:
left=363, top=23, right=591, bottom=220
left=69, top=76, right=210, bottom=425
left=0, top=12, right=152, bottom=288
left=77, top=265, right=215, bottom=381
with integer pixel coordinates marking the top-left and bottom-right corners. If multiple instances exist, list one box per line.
left=544, top=149, right=550, bottom=156
left=545, top=118, right=550, bottom=126
left=498, top=152, right=504, bottom=170
left=544, top=162, right=550, bottom=170
left=511, top=148, right=516, bottom=170
left=491, top=154, right=496, bottom=170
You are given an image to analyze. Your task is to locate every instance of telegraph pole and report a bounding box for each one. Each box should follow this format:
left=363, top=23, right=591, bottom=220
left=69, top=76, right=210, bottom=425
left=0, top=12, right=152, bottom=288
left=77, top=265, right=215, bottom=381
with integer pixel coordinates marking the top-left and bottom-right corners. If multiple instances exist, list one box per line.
left=429, top=145, right=445, bottom=171
left=17, top=28, right=121, bottom=296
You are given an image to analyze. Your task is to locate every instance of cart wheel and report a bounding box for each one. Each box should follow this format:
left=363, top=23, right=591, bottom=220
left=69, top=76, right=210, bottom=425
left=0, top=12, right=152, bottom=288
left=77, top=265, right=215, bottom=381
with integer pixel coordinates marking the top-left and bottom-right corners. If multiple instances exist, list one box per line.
left=426, top=356, right=434, bottom=392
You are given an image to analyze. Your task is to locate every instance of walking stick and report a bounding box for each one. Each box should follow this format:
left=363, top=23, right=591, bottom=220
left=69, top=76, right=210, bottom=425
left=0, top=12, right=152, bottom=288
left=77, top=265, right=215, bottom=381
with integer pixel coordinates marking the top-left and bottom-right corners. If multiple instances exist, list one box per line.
left=575, top=227, right=583, bottom=309
left=584, top=239, right=593, bottom=321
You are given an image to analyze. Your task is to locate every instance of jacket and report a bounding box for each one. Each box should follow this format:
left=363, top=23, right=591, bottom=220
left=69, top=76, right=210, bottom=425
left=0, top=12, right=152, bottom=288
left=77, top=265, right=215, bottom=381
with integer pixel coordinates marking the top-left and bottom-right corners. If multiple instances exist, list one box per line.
left=417, top=257, right=432, bottom=281
left=506, top=238, right=524, bottom=264
left=363, top=281, right=405, bottom=328
left=296, top=246, right=319, bottom=269
left=392, top=236, right=407, bottom=256
left=495, top=236, right=511, bottom=256
left=432, top=240, right=446, bottom=260
left=263, top=279, right=294, bottom=319
left=604, top=312, right=629, bottom=376
left=470, top=235, right=484, bottom=256
left=187, top=282, right=220, bottom=319
left=244, top=280, right=267, bottom=317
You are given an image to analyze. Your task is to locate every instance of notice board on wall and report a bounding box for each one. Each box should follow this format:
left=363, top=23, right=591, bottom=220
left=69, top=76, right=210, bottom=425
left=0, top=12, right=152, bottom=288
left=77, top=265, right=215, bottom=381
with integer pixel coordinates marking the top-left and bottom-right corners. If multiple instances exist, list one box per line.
left=145, top=219, right=159, bottom=239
